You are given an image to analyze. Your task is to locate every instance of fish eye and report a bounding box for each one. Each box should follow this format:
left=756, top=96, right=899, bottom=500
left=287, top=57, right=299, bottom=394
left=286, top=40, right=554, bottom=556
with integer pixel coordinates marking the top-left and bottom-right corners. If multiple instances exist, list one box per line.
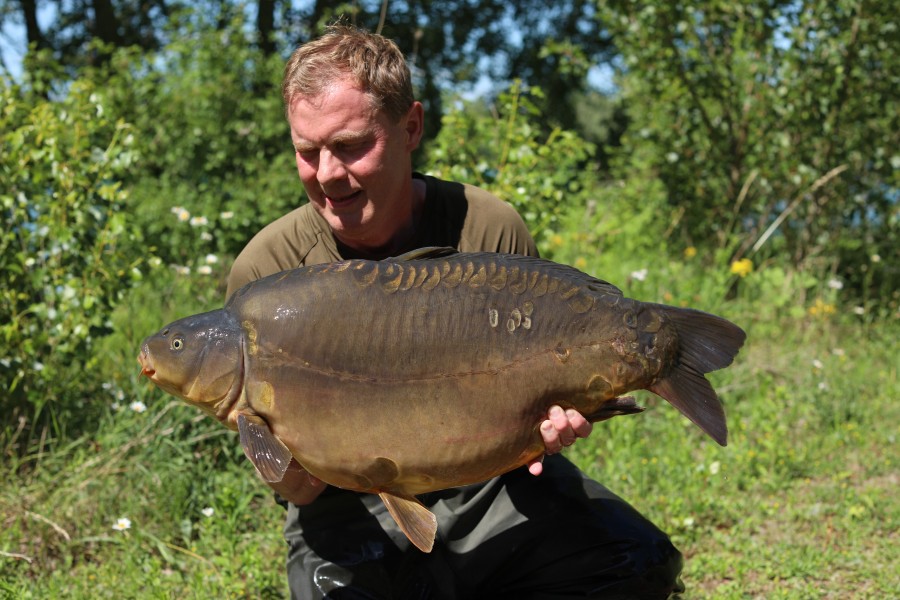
left=172, top=337, right=184, bottom=351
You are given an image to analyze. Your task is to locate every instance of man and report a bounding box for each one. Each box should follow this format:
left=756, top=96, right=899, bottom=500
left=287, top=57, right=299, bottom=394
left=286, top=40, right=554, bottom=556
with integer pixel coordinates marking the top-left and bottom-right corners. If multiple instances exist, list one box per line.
left=227, top=25, right=684, bottom=599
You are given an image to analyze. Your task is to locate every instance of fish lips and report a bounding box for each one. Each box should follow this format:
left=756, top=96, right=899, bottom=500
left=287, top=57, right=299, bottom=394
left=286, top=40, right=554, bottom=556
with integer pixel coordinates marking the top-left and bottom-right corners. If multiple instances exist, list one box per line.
left=137, top=345, right=156, bottom=377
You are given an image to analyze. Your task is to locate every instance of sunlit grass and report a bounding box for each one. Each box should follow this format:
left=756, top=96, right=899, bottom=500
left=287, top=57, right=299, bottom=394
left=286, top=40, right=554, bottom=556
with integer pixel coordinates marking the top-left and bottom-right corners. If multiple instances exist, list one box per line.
left=2, top=247, right=897, bottom=598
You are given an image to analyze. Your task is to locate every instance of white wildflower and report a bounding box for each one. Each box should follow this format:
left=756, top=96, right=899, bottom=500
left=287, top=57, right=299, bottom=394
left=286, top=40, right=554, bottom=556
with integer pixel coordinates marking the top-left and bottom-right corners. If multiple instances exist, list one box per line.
left=709, top=461, right=721, bottom=475
left=630, top=268, right=648, bottom=282
left=827, top=278, right=843, bottom=290
left=201, top=507, right=215, bottom=518
left=112, top=517, right=132, bottom=531
left=682, top=517, right=695, bottom=528
left=130, top=401, right=147, bottom=413
left=219, top=211, right=234, bottom=220
left=852, top=306, right=865, bottom=315
left=812, top=359, right=824, bottom=370
left=204, top=254, right=219, bottom=264
left=189, top=216, right=209, bottom=227
left=197, top=265, right=213, bottom=275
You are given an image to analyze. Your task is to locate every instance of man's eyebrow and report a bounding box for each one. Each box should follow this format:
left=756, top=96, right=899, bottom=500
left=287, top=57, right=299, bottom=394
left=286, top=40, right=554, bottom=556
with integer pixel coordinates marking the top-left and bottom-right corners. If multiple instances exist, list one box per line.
left=293, top=129, right=375, bottom=152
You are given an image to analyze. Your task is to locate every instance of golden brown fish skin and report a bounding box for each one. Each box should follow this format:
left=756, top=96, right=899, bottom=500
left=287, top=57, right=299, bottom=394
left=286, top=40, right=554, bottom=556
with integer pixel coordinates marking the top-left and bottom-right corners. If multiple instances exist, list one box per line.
left=140, top=250, right=744, bottom=553
left=226, top=253, right=681, bottom=496
left=138, top=309, right=245, bottom=426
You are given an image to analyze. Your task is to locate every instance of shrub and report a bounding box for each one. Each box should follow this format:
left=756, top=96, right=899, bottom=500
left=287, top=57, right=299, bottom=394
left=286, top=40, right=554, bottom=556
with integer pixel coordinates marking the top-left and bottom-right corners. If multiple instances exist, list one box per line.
left=0, top=77, right=148, bottom=454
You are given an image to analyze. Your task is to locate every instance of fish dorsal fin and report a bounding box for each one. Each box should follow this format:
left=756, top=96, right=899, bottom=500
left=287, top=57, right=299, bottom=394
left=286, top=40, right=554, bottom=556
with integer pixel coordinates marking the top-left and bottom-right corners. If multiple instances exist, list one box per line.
left=237, top=413, right=293, bottom=483
left=388, top=247, right=458, bottom=262
left=378, top=492, right=437, bottom=553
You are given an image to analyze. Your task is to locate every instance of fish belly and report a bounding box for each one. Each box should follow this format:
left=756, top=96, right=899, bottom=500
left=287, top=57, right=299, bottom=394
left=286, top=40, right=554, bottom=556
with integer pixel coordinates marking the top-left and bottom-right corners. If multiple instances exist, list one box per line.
left=256, top=344, right=617, bottom=496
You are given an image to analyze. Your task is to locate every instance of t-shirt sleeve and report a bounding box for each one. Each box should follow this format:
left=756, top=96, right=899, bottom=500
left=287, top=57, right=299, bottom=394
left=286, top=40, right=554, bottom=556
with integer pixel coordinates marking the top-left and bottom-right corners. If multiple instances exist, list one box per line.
left=457, top=184, right=539, bottom=258
left=225, top=206, right=326, bottom=300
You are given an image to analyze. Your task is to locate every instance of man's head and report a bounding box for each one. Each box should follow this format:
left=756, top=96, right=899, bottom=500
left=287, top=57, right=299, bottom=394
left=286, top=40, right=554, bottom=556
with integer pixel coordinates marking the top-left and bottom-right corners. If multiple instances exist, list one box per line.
left=282, top=26, right=425, bottom=256
left=282, top=25, right=414, bottom=124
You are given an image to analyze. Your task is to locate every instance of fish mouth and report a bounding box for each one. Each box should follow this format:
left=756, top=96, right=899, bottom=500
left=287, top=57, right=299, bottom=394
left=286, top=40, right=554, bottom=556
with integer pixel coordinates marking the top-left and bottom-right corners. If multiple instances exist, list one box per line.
left=137, top=346, right=156, bottom=378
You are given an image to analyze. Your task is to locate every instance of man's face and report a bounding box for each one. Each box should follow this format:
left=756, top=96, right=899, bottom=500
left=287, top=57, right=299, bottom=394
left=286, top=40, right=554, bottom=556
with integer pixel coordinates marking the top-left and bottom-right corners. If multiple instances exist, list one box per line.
left=288, top=79, right=423, bottom=251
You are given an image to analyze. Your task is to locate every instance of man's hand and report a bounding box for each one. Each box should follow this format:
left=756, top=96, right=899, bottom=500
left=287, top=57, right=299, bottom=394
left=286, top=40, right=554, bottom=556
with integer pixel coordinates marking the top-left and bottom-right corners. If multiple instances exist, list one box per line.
left=263, top=458, right=328, bottom=505
left=528, top=405, right=593, bottom=476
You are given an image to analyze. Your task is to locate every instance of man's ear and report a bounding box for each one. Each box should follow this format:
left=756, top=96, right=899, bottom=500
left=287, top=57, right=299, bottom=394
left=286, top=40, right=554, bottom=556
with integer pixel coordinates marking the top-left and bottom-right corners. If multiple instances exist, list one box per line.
left=403, top=102, right=425, bottom=152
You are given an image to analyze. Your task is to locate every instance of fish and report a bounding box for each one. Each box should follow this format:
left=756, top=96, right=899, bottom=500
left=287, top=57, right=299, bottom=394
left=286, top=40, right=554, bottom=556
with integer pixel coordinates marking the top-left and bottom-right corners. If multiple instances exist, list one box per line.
left=138, top=247, right=745, bottom=552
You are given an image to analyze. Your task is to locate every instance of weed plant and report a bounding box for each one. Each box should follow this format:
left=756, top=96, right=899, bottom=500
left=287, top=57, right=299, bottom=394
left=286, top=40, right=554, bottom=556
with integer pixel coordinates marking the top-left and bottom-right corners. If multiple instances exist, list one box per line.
left=2, top=235, right=897, bottom=598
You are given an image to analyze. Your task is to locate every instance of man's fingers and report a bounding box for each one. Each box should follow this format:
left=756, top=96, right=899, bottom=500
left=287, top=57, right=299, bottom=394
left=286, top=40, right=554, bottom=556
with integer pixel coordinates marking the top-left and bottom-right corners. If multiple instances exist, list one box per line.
left=540, top=419, right=562, bottom=454
left=566, top=408, right=593, bottom=438
left=549, top=405, right=576, bottom=447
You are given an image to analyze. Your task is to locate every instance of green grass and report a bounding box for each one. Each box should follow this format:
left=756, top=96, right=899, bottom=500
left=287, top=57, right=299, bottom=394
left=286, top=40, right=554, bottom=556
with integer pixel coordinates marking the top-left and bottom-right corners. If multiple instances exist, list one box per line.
left=569, top=315, right=899, bottom=598
left=2, top=264, right=898, bottom=598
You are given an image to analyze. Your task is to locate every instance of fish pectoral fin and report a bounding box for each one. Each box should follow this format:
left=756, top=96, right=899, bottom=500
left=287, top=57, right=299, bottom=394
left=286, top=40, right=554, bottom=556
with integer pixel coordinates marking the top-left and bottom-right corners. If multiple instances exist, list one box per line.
left=237, top=414, right=293, bottom=483
left=378, top=492, right=437, bottom=553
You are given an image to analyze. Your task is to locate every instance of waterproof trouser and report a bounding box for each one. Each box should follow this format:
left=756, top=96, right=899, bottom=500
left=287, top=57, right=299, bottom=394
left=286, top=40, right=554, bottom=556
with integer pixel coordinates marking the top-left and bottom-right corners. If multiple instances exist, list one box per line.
left=284, top=454, right=684, bottom=599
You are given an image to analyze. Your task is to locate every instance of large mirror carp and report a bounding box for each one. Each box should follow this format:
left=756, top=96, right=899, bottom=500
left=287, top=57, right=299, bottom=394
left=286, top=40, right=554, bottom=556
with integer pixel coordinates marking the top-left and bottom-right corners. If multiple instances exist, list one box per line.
left=138, top=247, right=746, bottom=552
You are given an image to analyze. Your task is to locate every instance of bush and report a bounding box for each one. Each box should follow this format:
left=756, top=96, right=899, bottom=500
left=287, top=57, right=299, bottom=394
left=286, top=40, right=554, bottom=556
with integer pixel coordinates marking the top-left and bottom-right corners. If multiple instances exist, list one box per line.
left=424, top=82, right=598, bottom=256
left=0, top=77, right=149, bottom=451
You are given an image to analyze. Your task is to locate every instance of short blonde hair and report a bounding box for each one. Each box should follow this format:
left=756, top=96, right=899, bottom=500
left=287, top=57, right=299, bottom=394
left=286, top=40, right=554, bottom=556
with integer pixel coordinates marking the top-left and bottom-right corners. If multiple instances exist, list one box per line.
left=282, top=25, right=414, bottom=123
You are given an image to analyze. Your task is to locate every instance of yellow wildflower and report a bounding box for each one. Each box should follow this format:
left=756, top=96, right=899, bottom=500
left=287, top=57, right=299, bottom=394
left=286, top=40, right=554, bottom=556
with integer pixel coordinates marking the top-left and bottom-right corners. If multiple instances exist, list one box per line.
left=574, top=257, right=587, bottom=269
left=808, top=298, right=836, bottom=317
left=684, top=246, right=697, bottom=259
left=730, top=258, right=753, bottom=277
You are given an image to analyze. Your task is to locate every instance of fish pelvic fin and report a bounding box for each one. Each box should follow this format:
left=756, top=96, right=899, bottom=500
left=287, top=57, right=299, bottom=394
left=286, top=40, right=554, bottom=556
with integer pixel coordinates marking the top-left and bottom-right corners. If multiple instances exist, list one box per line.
left=379, top=492, right=438, bottom=553
left=649, top=306, right=747, bottom=447
left=583, top=396, right=645, bottom=423
left=237, top=413, right=293, bottom=482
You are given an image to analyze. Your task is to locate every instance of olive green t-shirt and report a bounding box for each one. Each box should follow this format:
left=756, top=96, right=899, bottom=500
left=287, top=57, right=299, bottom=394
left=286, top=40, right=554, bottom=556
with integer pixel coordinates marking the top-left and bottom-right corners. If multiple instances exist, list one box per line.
left=226, top=173, right=538, bottom=298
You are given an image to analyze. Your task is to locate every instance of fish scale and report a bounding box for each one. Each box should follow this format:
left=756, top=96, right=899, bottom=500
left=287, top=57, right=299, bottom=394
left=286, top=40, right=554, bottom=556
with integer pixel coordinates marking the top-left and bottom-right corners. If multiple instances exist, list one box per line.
left=138, top=247, right=746, bottom=553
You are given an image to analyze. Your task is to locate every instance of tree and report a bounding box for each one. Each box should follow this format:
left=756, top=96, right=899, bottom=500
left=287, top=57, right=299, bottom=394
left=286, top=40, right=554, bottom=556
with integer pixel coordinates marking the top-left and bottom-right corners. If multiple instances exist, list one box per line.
left=3, top=1, right=616, bottom=135
left=596, top=0, right=898, bottom=307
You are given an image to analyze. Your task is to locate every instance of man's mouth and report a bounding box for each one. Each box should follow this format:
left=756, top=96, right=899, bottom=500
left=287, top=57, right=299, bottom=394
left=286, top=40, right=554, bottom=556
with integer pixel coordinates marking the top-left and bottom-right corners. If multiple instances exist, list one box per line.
left=325, top=190, right=363, bottom=209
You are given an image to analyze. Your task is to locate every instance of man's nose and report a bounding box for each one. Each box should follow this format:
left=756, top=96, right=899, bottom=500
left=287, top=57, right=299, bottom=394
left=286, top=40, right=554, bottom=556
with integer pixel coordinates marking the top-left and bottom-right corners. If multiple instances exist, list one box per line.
left=316, top=150, right=346, bottom=186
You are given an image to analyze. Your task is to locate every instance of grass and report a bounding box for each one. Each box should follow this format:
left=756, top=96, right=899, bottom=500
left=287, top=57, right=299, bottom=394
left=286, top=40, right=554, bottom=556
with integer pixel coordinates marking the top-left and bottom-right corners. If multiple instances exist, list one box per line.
left=569, top=315, right=899, bottom=598
left=1, top=259, right=898, bottom=598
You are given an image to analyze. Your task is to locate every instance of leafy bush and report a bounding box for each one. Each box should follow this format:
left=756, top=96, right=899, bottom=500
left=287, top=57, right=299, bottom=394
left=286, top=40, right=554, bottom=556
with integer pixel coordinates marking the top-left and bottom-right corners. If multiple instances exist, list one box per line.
left=83, top=12, right=300, bottom=270
left=0, top=77, right=150, bottom=450
left=597, top=0, right=899, bottom=316
left=424, top=82, right=598, bottom=255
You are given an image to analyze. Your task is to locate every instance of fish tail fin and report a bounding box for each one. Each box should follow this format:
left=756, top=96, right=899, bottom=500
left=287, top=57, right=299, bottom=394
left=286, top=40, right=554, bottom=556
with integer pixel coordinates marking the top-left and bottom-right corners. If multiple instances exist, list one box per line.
left=648, top=306, right=746, bottom=447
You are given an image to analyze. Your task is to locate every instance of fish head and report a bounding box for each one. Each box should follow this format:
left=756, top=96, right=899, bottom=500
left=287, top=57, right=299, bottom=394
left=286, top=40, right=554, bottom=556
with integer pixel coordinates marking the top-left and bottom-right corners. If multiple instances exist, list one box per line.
left=138, top=309, right=244, bottom=419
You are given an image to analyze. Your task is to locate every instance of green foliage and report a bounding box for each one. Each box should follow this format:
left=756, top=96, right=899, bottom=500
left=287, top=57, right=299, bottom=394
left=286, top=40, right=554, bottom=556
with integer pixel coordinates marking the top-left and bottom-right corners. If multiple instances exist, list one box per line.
left=597, top=0, right=899, bottom=314
left=0, top=76, right=148, bottom=446
left=88, top=11, right=299, bottom=269
left=1, top=3, right=898, bottom=596
left=425, top=82, right=597, bottom=254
